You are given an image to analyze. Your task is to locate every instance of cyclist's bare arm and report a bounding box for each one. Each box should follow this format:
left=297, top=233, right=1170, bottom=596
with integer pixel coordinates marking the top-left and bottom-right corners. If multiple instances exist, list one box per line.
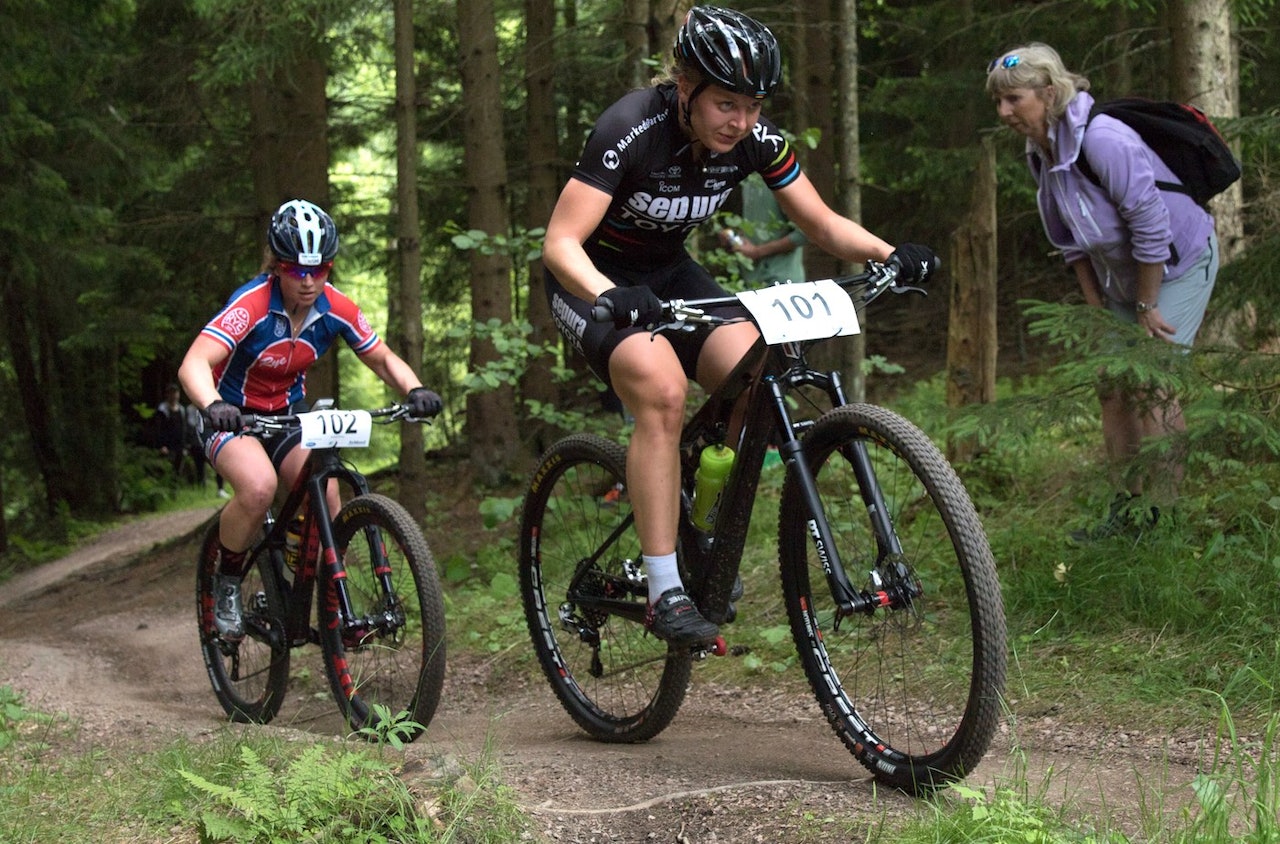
left=542, top=178, right=619, bottom=301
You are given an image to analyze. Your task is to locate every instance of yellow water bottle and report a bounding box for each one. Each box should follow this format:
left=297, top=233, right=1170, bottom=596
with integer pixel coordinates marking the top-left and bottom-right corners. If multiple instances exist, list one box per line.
left=284, top=515, right=304, bottom=570
left=690, top=445, right=735, bottom=532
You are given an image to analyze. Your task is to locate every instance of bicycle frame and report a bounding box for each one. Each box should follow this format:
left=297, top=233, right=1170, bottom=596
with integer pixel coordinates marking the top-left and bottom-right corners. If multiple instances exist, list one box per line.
left=256, top=444, right=374, bottom=649
left=678, top=331, right=891, bottom=626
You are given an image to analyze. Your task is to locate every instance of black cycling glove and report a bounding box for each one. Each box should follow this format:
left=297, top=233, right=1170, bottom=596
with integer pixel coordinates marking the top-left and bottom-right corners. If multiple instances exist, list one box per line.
left=405, top=387, right=443, bottom=419
left=887, top=243, right=941, bottom=286
left=205, top=400, right=243, bottom=433
left=595, top=286, right=664, bottom=330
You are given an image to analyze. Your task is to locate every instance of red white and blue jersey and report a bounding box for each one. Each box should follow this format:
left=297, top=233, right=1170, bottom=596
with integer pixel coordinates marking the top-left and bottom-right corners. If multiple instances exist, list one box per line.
left=200, top=273, right=382, bottom=412
left=570, top=83, right=802, bottom=272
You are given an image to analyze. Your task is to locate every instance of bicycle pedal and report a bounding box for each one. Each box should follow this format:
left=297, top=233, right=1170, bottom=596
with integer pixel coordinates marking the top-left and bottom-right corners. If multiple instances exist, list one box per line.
left=690, top=635, right=728, bottom=659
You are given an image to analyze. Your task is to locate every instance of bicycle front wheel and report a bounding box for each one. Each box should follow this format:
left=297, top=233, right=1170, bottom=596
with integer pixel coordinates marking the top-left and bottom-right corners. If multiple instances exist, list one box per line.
left=320, top=493, right=446, bottom=741
left=519, top=434, right=691, bottom=742
left=778, top=404, right=1006, bottom=793
left=196, top=518, right=289, bottom=724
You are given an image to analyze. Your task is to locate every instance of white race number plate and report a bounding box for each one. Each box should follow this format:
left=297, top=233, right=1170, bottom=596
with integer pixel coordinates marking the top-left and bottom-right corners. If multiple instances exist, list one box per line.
left=736, top=279, right=860, bottom=344
left=298, top=409, right=372, bottom=448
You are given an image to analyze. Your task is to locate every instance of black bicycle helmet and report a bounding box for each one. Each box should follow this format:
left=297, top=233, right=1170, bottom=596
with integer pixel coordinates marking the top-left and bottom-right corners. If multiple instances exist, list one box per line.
left=267, top=199, right=339, bottom=266
left=674, top=6, right=782, bottom=100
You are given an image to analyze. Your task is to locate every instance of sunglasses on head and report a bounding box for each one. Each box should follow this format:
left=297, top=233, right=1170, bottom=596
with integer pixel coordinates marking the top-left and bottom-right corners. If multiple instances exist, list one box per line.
left=279, top=261, right=333, bottom=278
left=988, top=54, right=1021, bottom=73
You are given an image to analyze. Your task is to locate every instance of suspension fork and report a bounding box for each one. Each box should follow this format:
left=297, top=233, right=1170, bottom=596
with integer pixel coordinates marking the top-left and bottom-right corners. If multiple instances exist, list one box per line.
left=771, top=369, right=903, bottom=617
left=306, top=452, right=364, bottom=627
left=823, top=368, right=904, bottom=560
left=767, top=375, right=862, bottom=614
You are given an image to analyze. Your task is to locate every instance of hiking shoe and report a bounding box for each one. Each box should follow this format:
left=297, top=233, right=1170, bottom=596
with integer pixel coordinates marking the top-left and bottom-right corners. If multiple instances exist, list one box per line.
left=645, top=587, right=719, bottom=645
left=213, top=574, right=245, bottom=641
left=1069, top=493, right=1160, bottom=543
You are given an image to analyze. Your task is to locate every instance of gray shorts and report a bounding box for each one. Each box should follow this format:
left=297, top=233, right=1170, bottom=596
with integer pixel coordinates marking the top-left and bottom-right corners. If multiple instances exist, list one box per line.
left=1107, top=232, right=1218, bottom=347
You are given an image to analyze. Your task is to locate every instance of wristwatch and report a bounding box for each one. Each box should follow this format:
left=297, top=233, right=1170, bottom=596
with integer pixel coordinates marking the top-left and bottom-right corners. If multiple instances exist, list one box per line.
left=1135, top=300, right=1158, bottom=314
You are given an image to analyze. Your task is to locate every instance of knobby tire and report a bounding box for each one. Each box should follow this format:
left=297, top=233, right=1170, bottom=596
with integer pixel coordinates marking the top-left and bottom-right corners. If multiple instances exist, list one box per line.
left=778, top=404, right=1007, bottom=793
left=320, top=493, right=446, bottom=740
left=519, top=433, right=691, bottom=742
left=196, top=517, right=289, bottom=724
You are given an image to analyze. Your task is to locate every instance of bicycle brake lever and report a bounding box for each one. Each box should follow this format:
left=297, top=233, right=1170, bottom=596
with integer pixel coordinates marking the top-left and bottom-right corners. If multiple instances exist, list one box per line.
left=647, top=319, right=697, bottom=338
left=891, top=284, right=928, bottom=297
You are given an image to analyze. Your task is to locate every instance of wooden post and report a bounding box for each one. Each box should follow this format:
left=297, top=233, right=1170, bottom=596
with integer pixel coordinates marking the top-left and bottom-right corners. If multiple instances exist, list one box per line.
left=945, top=135, right=999, bottom=463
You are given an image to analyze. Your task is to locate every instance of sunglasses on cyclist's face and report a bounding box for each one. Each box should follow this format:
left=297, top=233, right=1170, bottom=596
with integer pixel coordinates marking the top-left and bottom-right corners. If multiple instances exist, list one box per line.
left=988, top=55, right=1021, bottom=73
left=278, top=261, right=333, bottom=278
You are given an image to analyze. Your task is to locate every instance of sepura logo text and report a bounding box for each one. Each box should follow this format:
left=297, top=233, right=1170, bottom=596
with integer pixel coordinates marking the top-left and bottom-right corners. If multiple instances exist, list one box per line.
left=549, top=292, right=587, bottom=355
left=622, top=189, right=732, bottom=233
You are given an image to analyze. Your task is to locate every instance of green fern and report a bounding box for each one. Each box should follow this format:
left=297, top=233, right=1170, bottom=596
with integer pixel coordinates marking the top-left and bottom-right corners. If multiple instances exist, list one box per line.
left=179, top=743, right=430, bottom=843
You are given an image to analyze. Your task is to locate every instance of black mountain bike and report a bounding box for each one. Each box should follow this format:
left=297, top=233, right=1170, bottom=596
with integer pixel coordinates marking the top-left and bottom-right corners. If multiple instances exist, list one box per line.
left=196, top=400, right=446, bottom=740
left=518, top=263, right=1006, bottom=793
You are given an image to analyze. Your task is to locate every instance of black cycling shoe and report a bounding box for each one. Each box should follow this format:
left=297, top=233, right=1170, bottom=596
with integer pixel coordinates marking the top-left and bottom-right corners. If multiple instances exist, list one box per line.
left=645, top=587, right=720, bottom=645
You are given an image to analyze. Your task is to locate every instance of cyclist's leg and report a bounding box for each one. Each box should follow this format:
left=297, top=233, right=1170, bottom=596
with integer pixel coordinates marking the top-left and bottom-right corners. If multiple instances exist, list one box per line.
left=546, top=264, right=718, bottom=644
left=612, top=326, right=728, bottom=643
left=210, top=435, right=278, bottom=558
left=609, top=332, right=686, bottom=561
left=203, top=434, right=277, bottom=640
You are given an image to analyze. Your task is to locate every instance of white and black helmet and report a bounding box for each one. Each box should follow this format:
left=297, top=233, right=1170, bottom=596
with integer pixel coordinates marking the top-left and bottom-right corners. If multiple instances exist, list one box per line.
left=267, top=199, right=338, bottom=266
left=675, top=6, right=782, bottom=100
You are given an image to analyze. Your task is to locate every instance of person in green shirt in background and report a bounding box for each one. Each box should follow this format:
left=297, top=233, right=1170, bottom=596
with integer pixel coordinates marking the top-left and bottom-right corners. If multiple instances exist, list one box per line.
left=718, top=173, right=808, bottom=284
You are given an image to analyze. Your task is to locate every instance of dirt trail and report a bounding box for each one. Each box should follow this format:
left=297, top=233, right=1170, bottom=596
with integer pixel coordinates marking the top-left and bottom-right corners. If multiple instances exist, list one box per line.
left=0, top=508, right=1210, bottom=842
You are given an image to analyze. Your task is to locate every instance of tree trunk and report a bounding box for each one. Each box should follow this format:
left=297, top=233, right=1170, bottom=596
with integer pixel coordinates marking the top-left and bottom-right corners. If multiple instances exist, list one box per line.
left=623, top=0, right=648, bottom=90
left=523, top=0, right=561, bottom=455
left=1, top=262, right=118, bottom=518
left=651, top=0, right=692, bottom=65
left=797, top=0, right=836, bottom=285
left=1, top=270, right=67, bottom=517
left=946, top=136, right=999, bottom=463
left=0, top=461, right=7, bottom=555
left=833, top=0, right=864, bottom=401
left=247, top=55, right=336, bottom=402
left=392, top=0, right=429, bottom=523
left=1169, top=0, right=1243, bottom=263
left=457, top=0, right=519, bottom=485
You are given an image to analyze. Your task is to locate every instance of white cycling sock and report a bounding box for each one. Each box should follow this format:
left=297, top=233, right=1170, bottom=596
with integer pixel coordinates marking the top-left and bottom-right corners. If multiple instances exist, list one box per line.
left=643, top=552, right=682, bottom=602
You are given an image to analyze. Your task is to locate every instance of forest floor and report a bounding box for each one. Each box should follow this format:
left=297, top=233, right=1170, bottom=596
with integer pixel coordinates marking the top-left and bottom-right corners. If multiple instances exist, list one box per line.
left=0, top=500, right=1219, bottom=843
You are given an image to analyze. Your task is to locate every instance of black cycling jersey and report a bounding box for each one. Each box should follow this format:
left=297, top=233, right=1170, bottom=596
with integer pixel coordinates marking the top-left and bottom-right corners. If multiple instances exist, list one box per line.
left=571, top=83, right=801, bottom=272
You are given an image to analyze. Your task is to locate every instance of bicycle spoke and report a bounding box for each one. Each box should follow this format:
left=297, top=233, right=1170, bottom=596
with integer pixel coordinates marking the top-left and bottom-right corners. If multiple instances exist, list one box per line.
left=196, top=520, right=289, bottom=724
left=780, top=404, right=1006, bottom=793
left=520, top=434, right=691, bottom=742
left=322, top=494, right=446, bottom=740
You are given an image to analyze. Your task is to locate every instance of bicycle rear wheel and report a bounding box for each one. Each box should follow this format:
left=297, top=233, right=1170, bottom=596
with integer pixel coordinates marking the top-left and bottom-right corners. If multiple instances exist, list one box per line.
left=321, top=493, right=446, bottom=740
left=196, top=518, right=289, bottom=724
left=519, top=433, right=691, bottom=742
left=778, top=404, right=1006, bottom=793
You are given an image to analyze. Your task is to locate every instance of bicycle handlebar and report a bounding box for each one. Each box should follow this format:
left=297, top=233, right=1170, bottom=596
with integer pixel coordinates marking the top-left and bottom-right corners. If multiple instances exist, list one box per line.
left=589, top=259, right=924, bottom=328
left=204, top=402, right=431, bottom=436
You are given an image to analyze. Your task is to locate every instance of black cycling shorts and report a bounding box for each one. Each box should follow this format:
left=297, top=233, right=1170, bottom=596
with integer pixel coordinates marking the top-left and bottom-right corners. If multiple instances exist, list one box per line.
left=198, top=403, right=307, bottom=473
left=544, top=256, right=748, bottom=388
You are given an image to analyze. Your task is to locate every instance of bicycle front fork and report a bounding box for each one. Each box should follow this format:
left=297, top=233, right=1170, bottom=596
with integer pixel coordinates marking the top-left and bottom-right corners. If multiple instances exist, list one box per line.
left=768, top=372, right=918, bottom=622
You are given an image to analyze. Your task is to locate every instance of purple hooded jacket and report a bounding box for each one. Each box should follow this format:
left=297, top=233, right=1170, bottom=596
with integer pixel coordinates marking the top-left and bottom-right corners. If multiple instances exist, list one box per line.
left=1028, top=91, right=1215, bottom=304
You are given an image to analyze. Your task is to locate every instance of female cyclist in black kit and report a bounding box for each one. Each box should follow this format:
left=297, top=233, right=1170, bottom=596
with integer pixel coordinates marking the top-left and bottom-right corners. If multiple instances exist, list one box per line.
left=542, top=6, right=938, bottom=646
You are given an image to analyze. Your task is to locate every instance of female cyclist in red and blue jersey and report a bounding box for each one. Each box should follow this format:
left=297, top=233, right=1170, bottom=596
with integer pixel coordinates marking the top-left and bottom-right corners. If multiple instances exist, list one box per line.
left=179, top=199, right=442, bottom=641
left=542, top=6, right=940, bottom=646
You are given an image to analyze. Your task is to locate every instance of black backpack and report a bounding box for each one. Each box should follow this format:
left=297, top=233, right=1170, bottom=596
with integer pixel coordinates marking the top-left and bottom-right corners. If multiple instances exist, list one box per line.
left=1077, top=97, right=1241, bottom=207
